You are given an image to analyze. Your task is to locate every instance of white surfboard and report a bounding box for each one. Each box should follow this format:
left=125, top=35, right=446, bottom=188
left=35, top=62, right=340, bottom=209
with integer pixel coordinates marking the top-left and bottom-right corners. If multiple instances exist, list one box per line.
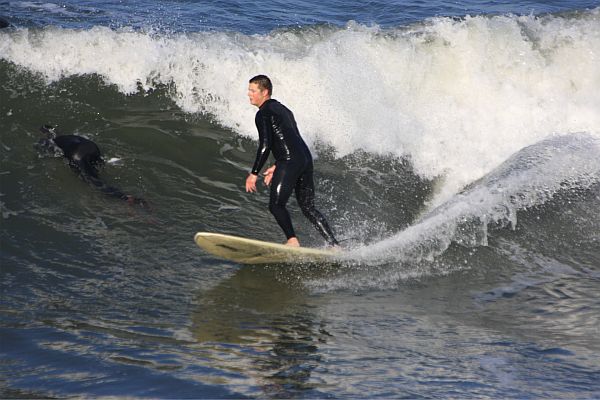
left=194, top=232, right=340, bottom=264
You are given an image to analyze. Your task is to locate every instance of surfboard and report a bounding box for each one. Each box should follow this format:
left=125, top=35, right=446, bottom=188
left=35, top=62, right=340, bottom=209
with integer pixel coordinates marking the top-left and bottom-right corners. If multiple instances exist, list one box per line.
left=194, top=232, right=340, bottom=264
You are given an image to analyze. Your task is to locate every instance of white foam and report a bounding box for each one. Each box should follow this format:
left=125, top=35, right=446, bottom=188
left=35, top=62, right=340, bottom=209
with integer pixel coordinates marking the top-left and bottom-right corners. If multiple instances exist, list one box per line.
left=106, top=157, right=122, bottom=164
left=1, top=10, right=599, bottom=200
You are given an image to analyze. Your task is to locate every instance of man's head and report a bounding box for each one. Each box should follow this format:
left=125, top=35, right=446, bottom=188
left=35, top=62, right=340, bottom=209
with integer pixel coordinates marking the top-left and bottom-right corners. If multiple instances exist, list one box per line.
left=248, top=75, right=272, bottom=107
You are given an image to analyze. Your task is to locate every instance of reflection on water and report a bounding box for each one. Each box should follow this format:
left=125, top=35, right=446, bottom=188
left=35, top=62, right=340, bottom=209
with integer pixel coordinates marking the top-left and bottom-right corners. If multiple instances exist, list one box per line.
left=191, top=266, right=330, bottom=396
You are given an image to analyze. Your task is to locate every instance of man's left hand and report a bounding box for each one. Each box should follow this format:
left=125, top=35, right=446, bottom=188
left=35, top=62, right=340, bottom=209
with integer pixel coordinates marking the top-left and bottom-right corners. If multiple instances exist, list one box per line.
left=263, top=165, right=276, bottom=186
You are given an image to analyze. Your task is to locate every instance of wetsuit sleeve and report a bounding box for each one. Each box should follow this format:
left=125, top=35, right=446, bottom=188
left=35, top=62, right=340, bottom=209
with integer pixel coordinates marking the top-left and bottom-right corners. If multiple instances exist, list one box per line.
left=251, top=111, right=272, bottom=175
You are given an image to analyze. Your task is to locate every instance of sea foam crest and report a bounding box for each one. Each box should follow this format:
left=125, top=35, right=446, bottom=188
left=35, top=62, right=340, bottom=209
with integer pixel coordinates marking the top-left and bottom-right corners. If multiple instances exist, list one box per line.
left=1, top=10, right=599, bottom=199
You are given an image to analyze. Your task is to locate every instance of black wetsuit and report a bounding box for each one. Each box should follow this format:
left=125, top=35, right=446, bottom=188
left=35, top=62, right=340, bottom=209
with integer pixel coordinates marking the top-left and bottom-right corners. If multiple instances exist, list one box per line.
left=251, top=99, right=338, bottom=245
left=38, top=127, right=145, bottom=205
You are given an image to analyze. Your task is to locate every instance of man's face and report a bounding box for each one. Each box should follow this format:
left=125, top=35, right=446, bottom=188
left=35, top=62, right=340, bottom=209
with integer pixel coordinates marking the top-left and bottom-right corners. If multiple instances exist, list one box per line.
left=248, top=83, right=269, bottom=107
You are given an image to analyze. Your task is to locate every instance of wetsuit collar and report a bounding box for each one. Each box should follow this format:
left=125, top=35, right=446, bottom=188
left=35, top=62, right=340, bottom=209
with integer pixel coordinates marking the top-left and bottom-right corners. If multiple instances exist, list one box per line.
left=259, top=98, right=275, bottom=110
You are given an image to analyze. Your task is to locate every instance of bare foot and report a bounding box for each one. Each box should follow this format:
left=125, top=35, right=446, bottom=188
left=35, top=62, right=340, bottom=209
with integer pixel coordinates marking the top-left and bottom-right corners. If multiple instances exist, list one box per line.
left=286, top=237, right=300, bottom=247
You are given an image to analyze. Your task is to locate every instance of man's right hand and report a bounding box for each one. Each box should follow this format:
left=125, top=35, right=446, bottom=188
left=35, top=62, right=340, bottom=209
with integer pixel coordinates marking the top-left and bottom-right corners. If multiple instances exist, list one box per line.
left=245, top=173, right=258, bottom=193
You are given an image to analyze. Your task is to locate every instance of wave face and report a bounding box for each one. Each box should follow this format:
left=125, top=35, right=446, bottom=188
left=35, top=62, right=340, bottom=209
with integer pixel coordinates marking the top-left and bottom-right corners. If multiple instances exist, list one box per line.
left=2, top=9, right=599, bottom=198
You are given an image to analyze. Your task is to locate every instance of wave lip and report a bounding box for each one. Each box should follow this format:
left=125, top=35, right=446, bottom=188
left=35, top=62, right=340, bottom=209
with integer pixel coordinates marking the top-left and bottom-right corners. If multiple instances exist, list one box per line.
left=346, top=133, right=600, bottom=266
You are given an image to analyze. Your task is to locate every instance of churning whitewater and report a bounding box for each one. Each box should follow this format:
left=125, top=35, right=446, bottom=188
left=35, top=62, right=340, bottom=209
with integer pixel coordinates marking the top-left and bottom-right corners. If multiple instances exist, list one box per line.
left=2, top=10, right=599, bottom=200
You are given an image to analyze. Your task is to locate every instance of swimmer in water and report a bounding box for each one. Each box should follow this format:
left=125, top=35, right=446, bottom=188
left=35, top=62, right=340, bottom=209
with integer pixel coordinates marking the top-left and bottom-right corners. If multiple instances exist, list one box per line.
left=37, top=125, right=146, bottom=206
left=245, top=75, right=338, bottom=247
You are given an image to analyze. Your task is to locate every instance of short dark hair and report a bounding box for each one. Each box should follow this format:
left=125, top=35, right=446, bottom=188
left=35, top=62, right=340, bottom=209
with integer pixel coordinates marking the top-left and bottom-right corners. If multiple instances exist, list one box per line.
left=249, top=75, right=272, bottom=95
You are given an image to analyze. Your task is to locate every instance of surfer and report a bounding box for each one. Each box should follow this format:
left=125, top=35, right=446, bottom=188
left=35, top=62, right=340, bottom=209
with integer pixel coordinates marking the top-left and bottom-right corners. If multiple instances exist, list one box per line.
left=37, top=125, right=146, bottom=206
left=245, top=75, right=338, bottom=247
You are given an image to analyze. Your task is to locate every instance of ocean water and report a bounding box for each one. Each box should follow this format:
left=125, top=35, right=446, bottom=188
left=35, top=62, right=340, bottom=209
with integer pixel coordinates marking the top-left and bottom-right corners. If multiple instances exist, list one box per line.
left=1, top=0, right=600, bottom=398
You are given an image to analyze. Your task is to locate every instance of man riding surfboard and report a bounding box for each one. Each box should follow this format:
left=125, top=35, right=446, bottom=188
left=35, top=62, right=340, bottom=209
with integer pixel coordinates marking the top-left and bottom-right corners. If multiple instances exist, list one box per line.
left=245, top=75, right=338, bottom=247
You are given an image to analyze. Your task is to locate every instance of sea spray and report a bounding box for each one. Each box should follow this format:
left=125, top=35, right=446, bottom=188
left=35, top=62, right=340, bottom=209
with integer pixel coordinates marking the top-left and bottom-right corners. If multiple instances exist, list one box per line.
left=347, top=133, right=600, bottom=266
left=304, top=133, right=600, bottom=292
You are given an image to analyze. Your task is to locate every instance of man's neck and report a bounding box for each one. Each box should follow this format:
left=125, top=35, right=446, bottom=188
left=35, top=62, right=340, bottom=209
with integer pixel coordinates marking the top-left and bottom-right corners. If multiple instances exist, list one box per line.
left=258, top=97, right=272, bottom=109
